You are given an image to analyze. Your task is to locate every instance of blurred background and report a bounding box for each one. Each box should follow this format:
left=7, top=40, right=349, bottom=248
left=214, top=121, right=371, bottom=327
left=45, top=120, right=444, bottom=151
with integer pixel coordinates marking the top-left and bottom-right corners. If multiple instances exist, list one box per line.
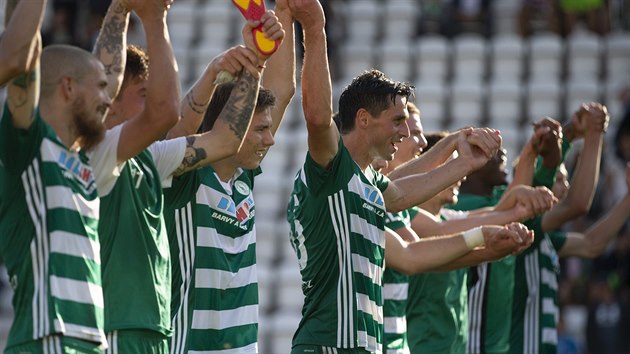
left=1, top=0, right=630, bottom=353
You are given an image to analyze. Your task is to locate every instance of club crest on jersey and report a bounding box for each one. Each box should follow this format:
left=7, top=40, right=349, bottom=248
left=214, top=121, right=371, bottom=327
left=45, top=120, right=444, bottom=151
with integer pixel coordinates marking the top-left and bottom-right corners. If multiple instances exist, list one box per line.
left=234, top=180, right=250, bottom=195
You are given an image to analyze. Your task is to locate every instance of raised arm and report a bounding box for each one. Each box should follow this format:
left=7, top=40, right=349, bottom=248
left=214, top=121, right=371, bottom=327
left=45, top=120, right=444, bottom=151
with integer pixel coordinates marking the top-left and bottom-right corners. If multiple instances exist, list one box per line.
left=262, top=0, right=296, bottom=135
left=167, top=46, right=261, bottom=139
left=92, top=0, right=131, bottom=100
left=171, top=18, right=286, bottom=176
left=383, top=128, right=501, bottom=212
left=542, top=104, right=608, bottom=232
left=0, top=0, right=46, bottom=86
left=289, top=0, right=338, bottom=168
left=3, top=0, right=46, bottom=130
left=558, top=164, right=630, bottom=258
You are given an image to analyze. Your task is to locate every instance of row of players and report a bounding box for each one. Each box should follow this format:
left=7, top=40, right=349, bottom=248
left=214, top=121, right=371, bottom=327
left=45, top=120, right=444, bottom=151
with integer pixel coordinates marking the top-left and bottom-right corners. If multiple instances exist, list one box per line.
left=1, top=0, right=628, bottom=353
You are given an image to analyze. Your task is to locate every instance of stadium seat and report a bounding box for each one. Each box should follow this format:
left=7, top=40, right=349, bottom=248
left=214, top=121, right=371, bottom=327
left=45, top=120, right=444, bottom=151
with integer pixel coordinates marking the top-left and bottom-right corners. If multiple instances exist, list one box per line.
left=340, top=42, right=376, bottom=83
left=567, top=32, right=602, bottom=82
left=487, top=79, right=524, bottom=127
left=526, top=80, right=562, bottom=123
left=528, top=33, right=563, bottom=83
left=382, top=0, right=418, bottom=43
left=376, top=41, right=413, bottom=82
left=605, top=32, right=630, bottom=79
left=448, top=80, right=485, bottom=130
left=490, top=34, right=524, bottom=82
left=414, top=35, right=451, bottom=82
left=345, top=0, right=380, bottom=44
left=565, top=79, right=602, bottom=116
left=414, top=80, right=448, bottom=131
left=452, top=34, right=487, bottom=83
left=269, top=311, right=302, bottom=353
left=198, top=2, right=233, bottom=49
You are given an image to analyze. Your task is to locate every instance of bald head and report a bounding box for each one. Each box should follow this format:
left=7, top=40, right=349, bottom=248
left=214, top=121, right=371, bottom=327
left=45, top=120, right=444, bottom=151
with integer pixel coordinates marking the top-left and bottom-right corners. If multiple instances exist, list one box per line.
left=40, top=44, right=102, bottom=98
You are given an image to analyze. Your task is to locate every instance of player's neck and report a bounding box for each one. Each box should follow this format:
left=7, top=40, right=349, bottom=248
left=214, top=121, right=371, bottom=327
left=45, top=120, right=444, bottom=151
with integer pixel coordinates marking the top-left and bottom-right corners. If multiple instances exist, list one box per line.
left=210, top=158, right=238, bottom=183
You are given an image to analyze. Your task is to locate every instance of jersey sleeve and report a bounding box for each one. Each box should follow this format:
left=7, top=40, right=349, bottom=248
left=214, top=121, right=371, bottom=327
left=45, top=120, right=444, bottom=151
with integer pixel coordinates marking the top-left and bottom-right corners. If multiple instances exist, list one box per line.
left=163, top=170, right=200, bottom=210
left=147, top=137, right=187, bottom=187
left=0, top=104, right=45, bottom=173
left=533, top=137, right=572, bottom=189
left=301, top=138, right=347, bottom=196
left=87, top=124, right=123, bottom=197
left=547, top=230, right=568, bottom=251
left=371, top=165, right=390, bottom=193
left=385, top=210, right=410, bottom=231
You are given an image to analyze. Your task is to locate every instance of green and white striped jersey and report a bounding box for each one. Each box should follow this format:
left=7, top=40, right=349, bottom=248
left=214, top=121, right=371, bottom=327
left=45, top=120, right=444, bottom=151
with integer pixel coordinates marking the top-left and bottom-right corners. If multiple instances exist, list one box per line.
left=406, top=209, right=469, bottom=354
left=383, top=210, right=411, bottom=354
left=0, top=107, right=106, bottom=349
left=509, top=217, right=567, bottom=354
left=164, top=165, right=260, bottom=353
left=287, top=139, right=390, bottom=353
left=92, top=137, right=185, bottom=336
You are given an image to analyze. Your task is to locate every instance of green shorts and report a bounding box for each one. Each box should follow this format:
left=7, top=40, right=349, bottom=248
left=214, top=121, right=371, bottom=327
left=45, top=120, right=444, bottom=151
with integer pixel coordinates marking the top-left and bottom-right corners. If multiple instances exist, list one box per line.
left=292, top=344, right=372, bottom=354
left=105, top=329, right=169, bottom=354
left=5, top=335, right=102, bottom=354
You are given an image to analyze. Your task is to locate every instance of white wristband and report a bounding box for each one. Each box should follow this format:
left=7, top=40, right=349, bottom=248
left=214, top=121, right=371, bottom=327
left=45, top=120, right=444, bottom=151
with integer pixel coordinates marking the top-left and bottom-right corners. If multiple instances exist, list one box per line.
left=463, top=227, right=485, bottom=250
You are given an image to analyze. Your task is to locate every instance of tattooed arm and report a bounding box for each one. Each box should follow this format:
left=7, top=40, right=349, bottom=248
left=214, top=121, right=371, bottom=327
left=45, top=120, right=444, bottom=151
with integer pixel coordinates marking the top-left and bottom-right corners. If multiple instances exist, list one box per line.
left=3, top=0, right=46, bottom=129
left=0, top=0, right=46, bottom=87
left=172, top=71, right=260, bottom=176
left=167, top=12, right=284, bottom=139
left=92, top=0, right=130, bottom=101
left=166, top=45, right=262, bottom=139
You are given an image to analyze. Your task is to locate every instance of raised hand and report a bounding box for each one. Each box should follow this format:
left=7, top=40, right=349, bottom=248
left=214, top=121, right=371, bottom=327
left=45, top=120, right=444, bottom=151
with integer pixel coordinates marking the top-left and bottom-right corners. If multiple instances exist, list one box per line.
left=288, top=0, right=325, bottom=30
left=455, top=127, right=502, bottom=171
left=210, top=45, right=261, bottom=80
left=123, top=0, right=171, bottom=20
left=241, top=10, right=285, bottom=61
left=497, top=185, right=557, bottom=217
left=482, top=223, right=533, bottom=257
left=531, top=117, right=562, bottom=167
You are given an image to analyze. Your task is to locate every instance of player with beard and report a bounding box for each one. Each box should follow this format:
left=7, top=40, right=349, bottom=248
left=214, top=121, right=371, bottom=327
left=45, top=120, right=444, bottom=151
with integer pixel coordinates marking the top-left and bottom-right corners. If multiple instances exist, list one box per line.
left=0, top=0, right=111, bottom=352
left=83, top=0, right=285, bottom=352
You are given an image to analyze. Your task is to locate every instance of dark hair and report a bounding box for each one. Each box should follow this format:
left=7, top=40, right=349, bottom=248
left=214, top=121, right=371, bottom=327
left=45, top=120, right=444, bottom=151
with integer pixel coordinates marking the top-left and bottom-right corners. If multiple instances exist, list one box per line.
left=200, top=82, right=276, bottom=133
left=121, top=45, right=149, bottom=91
left=337, top=69, right=414, bottom=134
left=423, top=131, right=449, bottom=153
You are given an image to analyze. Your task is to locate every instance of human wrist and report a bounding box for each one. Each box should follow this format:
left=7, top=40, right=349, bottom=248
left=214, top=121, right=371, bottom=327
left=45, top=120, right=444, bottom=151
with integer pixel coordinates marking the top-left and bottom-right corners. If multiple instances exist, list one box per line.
left=463, top=227, right=485, bottom=250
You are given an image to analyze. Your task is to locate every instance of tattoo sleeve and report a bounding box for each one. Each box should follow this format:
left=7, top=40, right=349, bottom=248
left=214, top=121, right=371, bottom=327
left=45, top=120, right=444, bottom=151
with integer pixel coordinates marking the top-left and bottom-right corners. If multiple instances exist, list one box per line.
left=218, top=70, right=260, bottom=140
left=92, top=1, right=128, bottom=96
left=172, top=136, right=208, bottom=176
left=9, top=71, right=37, bottom=110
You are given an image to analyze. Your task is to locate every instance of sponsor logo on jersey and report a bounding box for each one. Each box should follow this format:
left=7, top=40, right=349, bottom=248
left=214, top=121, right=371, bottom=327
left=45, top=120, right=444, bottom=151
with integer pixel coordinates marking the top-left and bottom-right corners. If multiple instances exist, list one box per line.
left=58, top=151, right=96, bottom=191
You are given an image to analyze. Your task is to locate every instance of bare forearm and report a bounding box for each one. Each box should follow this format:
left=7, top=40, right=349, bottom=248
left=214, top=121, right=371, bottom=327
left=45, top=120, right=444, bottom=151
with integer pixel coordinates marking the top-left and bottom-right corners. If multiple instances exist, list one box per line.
left=142, top=18, right=179, bottom=133
left=301, top=28, right=332, bottom=128
left=385, top=231, right=470, bottom=275
left=582, top=194, right=630, bottom=257
left=417, top=210, right=522, bottom=237
left=511, top=145, right=537, bottom=188
left=263, top=9, right=295, bottom=134
left=92, top=0, right=129, bottom=99
left=0, top=0, right=46, bottom=84
left=388, top=134, right=457, bottom=180
left=430, top=249, right=502, bottom=271
left=172, top=71, right=260, bottom=176
left=565, top=133, right=603, bottom=210
left=385, top=158, right=472, bottom=212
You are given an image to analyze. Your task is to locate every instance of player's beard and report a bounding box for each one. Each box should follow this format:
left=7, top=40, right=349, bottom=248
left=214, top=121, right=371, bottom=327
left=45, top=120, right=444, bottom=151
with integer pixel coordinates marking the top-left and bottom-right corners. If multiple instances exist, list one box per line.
left=73, top=97, right=106, bottom=152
